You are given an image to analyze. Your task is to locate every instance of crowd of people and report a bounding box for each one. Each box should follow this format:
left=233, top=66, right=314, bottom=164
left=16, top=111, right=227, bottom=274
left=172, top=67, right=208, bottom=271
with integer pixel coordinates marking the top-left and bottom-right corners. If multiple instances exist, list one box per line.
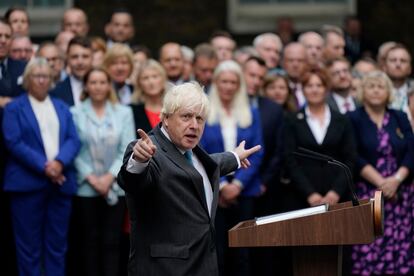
left=1, top=5, right=414, bottom=276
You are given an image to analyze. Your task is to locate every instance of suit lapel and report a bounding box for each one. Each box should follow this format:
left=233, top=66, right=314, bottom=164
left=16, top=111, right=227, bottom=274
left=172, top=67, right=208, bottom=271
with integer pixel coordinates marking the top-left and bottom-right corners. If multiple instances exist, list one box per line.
left=21, top=95, right=43, bottom=146
left=297, top=110, right=320, bottom=146
left=51, top=98, right=65, bottom=147
left=153, top=126, right=211, bottom=216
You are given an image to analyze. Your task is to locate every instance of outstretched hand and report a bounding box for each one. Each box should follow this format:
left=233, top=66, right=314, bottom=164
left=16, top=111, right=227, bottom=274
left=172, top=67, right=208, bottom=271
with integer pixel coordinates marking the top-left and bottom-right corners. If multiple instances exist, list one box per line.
left=132, top=129, right=157, bottom=163
left=234, top=141, right=261, bottom=169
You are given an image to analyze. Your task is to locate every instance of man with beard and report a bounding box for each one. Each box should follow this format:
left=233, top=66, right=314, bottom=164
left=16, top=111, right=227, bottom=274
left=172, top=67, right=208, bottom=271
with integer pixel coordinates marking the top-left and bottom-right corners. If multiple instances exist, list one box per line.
left=50, top=36, right=93, bottom=106
left=382, top=44, right=413, bottom=118
left=327, top=57, right=358, bottom=114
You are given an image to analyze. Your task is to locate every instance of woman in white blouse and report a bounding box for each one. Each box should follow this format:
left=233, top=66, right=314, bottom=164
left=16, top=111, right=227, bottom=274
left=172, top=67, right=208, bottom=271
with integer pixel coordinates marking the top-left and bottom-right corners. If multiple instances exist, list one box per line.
left=70, top=68, right=135, bottom=276
left=2, top=58, right=80, bottom=275
left=283, top=70, right=357, bottom=211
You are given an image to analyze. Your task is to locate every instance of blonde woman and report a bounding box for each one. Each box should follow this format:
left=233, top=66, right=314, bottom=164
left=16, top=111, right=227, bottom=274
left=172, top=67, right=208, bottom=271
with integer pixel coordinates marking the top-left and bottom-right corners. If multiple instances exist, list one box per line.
left=102, top=43, right=134, bottom=105
left=200, top=60, right=263, bottom=275
left=349, top=71, right=414, bottom=275
left=129, top=59, right=170, bottom=135
left=70, top=68, right=135, bottom=276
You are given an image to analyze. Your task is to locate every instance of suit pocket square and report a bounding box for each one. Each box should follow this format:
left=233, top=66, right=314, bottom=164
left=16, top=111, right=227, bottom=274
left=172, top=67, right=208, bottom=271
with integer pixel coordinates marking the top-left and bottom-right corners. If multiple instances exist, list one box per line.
left=150, top=244, right=190, bottom=259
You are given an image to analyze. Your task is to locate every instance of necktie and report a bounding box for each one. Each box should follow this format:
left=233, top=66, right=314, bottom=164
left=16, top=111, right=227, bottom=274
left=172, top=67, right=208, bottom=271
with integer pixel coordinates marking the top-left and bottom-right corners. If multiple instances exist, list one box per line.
left=343, top=101, right=351, bottom=112
left=184, top=150, right=193, bottom=166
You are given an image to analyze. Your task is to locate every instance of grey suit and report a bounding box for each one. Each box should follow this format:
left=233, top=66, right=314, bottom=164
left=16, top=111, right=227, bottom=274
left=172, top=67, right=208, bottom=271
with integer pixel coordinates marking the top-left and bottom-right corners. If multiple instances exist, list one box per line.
left=118, top=125, right=238, bottom=276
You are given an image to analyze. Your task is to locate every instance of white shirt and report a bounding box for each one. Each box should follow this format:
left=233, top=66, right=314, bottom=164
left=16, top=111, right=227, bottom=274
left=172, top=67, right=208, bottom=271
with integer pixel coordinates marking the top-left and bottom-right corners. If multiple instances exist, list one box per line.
left=220, top=113, right=237, bottom=152
left=28, top=95, right=60, bottom=161
left=290, top=81, right=306, bottom=108
left=305, top=105, right=331, bottom=145
left=332, top=93, right=356, bottom=114
left=117, top=84, right=132, bottom=105
left=69, top=75, right=83, bottom=106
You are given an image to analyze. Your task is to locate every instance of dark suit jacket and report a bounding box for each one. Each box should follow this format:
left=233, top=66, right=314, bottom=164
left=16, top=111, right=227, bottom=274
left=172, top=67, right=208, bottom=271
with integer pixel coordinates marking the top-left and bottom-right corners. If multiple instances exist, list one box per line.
left=257, top=97, right=284, bottom=186
left=118, top=125, right=238, bottom=276
left=0, top=58, right=26, bottom=98
left=327, top=92, right=360, bottom=114
left=2, top=94, right=80, bottom=195
left=49, top=77, right=75, bottom=106
left=130, top=103, right=153, bottom=137
left=348, top=107, right=414, bottom=181
left=283, top=107, right=357, bottom=209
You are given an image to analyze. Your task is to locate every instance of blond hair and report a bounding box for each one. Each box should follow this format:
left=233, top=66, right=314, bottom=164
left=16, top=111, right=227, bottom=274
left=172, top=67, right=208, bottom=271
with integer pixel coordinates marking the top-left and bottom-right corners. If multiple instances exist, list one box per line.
left=131, top=59, right=168, bottom=104
left=208, top=60, right=252, bottom=128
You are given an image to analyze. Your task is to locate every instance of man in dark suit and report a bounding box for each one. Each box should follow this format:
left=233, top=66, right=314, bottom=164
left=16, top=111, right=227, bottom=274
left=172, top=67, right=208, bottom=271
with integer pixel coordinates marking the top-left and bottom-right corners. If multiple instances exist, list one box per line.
left=0, top=19, right=26, bottom=275
left=118, top=82, right=260, bottom=276
left=326, top=57, right=359, bottom=114
left=243, top=56, right=286, bottom=275
left=49, top=36, right=92, bottom=106
left=0, top=19, right=26, bottom=108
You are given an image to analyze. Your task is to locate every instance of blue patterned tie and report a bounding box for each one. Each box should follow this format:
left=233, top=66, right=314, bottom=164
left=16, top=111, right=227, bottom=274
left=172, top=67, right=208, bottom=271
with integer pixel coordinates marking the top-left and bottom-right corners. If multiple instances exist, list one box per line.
left=184, top=150, right=193, bottom=166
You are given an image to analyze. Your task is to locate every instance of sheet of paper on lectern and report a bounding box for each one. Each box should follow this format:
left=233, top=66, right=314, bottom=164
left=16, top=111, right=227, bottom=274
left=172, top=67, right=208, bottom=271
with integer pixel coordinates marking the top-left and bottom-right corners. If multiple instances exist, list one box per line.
left=255, top=204, right=328, bottom=225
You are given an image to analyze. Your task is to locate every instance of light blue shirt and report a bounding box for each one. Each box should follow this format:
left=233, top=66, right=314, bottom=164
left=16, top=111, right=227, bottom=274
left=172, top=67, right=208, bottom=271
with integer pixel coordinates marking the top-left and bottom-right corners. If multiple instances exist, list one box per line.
left=71, top=99, right=135, bottom=197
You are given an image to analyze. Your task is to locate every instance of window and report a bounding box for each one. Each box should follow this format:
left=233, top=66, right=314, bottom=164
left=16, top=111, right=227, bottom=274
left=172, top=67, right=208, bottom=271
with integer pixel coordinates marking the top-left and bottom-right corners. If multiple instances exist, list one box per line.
left=0, top=0, right=72, bottom=36
left=227, top=0, right=356, bottom=33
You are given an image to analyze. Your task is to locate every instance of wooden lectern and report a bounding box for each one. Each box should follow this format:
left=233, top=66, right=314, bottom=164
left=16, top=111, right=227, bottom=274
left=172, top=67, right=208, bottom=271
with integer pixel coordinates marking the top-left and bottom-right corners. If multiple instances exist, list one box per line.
left=228, top=191, right=384, bottom=276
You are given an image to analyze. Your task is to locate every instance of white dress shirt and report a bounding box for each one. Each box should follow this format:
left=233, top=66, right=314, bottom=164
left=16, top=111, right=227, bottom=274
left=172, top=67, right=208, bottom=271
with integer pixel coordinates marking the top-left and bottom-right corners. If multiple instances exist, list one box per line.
left=332, top=93, right=356, bottom=114
left=305, top=105, right=331, bottom=145
left=29, top=95, right=60, bottom=161
left=69, top=75, right=83, bottom=106
left=220, top=113, right=237, bottom=152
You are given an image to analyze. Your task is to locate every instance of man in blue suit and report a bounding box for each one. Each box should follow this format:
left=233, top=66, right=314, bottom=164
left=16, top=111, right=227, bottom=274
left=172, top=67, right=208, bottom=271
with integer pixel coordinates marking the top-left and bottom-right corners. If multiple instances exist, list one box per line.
left=49, top=36, right=93, bottom=106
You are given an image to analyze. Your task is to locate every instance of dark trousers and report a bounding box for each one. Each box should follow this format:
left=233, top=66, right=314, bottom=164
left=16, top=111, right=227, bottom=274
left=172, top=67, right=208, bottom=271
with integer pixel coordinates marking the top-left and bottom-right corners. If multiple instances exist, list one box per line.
left=77, top=196, right=126, bottom=276
left=0, top=190, right=18, bottom=276
left=10, top=188, right=72, bottom=276
left=216, top=196, right=254, bottom=276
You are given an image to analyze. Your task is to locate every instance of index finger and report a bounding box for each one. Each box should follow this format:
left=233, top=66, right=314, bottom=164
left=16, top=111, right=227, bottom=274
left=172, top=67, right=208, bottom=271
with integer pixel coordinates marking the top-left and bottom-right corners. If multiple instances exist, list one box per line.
left=137, top=129, right=150, bottom=142
left=245, top=144, right=261, bottom=156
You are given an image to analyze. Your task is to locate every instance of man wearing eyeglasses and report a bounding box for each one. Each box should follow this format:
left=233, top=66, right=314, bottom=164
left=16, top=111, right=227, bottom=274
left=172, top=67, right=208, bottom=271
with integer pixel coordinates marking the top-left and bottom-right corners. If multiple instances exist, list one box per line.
left=327, top=57, right=359, bottom=114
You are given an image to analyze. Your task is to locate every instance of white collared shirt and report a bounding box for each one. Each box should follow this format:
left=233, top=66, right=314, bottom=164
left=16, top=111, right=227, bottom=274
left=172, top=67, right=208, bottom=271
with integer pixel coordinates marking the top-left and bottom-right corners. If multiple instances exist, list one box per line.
left=69, top=75, right=83, bottom=106
left=117, top=84, right=132, bottom=105
left=332, top=93, right=356, bottom=114
left=220, top=113, right=237, bottom=152
left=305, top=105, right=331, bottom=145
left=28, top=95, right=60, bottom=161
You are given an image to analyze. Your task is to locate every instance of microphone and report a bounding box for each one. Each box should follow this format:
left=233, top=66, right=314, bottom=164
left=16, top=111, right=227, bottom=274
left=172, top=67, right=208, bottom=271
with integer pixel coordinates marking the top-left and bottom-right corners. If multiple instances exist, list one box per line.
left=294, top=147, right=359, bottom=206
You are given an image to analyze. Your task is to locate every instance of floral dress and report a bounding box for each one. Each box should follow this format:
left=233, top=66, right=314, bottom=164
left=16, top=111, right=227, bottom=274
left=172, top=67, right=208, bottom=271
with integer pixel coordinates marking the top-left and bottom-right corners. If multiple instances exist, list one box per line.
left=351, top=112, right=414, bottom=275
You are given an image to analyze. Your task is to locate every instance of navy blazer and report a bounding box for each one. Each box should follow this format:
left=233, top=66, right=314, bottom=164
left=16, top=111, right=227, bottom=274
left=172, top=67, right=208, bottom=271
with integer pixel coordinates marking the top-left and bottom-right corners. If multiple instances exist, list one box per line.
left=348, top=107, right=414, bottom=179
left=0, top=58, right=26, bottom=98
left=200, top=108, right=264, bottom=196
left=49, top=77, right=75, bottom=106
left=2, top=94, right=81, bottom=195
left=257, top=96, right=284, bottom=186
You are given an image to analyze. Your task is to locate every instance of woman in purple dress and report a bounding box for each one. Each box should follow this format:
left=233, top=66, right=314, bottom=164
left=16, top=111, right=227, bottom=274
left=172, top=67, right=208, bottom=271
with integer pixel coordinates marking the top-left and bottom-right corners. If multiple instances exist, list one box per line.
left=348, top=71, right=414, bottom=275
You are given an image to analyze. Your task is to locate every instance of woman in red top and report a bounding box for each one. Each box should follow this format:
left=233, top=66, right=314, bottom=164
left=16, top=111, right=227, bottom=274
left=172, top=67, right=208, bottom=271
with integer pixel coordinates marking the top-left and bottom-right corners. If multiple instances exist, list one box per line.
left=130, top=59, right=170, bottom=132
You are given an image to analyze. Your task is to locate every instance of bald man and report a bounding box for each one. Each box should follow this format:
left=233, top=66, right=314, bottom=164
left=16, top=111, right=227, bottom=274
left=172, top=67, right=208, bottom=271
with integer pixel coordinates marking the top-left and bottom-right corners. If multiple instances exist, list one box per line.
left=62, top=8, right=89, bottom=37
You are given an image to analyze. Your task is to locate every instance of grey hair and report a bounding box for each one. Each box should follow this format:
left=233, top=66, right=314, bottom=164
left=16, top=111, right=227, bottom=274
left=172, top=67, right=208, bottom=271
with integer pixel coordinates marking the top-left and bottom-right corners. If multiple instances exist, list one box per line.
left=253, top=33, right=283, bottom=51
left=161, top=82, right=210, bottom=120
left=22, top=57, right=53, bottom=91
